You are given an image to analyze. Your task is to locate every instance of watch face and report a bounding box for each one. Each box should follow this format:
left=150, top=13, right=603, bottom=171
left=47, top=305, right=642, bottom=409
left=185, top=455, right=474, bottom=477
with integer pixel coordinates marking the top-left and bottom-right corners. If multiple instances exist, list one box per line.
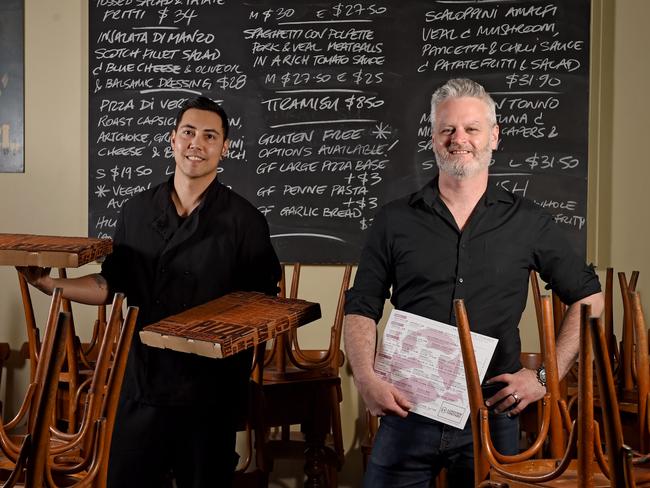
left=539, top=367, right=547, bottom=383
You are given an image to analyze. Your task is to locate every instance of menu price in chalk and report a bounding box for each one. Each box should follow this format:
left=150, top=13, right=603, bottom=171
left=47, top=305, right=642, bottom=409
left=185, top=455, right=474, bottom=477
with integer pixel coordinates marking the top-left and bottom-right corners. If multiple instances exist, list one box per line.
left=89, top=0, right=591, bottom=262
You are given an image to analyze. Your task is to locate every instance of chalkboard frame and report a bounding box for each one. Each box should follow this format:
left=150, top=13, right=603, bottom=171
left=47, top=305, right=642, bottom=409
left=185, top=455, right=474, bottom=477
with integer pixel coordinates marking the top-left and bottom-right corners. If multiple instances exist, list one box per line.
left=88, top=0, right=592, bottom=263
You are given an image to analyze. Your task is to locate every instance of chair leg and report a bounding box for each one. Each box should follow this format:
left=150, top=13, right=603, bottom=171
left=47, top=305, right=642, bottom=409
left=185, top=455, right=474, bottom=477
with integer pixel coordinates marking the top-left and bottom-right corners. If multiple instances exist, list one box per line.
left=326, top=463, right=338, bottom=487
left=435, top=468, right=447, bottom=488
left=304, top=443, right=328, bottom=488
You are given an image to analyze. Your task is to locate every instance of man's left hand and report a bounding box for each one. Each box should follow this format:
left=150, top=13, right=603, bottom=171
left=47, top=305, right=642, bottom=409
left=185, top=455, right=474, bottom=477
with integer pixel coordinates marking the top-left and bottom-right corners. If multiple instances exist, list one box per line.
left=484, top=368, right=546, bottom=415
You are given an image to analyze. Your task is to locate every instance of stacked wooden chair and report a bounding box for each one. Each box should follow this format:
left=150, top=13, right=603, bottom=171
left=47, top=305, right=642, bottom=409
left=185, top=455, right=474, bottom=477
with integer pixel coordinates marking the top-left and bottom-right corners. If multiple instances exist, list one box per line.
left=0, top=309, right=72, bottom=487
left=254, top=263, right=352, bottom=487
left=456, top=292, right=650, bottom=487
left=17, top=269, right=109, bottom=433
left=0, top=288, right=138, bottom=486
left=527, top=271, right=568, bottom=457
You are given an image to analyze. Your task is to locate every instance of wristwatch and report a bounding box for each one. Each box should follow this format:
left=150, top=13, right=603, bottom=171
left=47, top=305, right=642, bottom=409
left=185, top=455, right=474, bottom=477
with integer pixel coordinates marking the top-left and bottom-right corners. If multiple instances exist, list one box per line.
left=536, top=365, right=547, bottom=388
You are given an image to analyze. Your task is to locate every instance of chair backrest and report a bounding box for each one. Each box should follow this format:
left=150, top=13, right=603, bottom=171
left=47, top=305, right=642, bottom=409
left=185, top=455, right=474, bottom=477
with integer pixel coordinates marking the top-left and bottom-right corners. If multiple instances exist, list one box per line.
left=48, top=301, right=139, bottom=487
left=27, top=287, right=64, bottom=431
left=265, top=263, right=352, bottom=375
left=17, top=268, right=110, bottom=432
left=590, top=312, right=636, bottom=487
left=530, top=270, right=568, bottom=408
left=24, top=311, right=71, bottom=488
left=81, top=293, right=126, bottom=447
left=0, top=311, right=71, bottom=488
left=619, top=271, right=641, bottom=395
left=454, top=296, right=580, bottom=486
left=630, top=291, right=650, bottom=453
left=95, top=304, right=138, bottom=486
left=603, top=268, right=619, bottom=366
left=17, top=273, right=63, bottom=383
left=528, top=272, right=569, bottom=455
left=56, top=268, right=108, bottom=366
left=0, top=289, right=66, bottom=465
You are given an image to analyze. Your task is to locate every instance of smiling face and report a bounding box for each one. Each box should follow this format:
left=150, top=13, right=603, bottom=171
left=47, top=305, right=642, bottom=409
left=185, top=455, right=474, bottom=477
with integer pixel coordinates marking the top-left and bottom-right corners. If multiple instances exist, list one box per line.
left=432, top=96, right=499, bottom=180
left=170, top=108, right=229, bottom=184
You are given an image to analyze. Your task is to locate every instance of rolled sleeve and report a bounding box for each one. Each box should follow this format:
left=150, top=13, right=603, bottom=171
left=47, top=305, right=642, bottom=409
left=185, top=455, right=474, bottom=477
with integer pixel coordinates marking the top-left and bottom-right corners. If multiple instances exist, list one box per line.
left=344, top=207, right=392, bottom=322
left=533, top=212, right=601, bottom=305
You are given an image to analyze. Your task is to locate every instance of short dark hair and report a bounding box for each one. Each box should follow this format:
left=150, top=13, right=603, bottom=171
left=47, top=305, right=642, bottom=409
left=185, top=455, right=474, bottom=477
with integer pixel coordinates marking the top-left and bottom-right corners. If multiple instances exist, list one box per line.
left=174, top=96, right=229, bottom=139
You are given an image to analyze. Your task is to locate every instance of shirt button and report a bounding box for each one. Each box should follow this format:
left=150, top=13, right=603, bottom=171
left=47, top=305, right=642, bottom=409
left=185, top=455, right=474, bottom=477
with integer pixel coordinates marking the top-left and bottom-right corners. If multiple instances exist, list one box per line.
left=459, top=277, right=464, bottom=283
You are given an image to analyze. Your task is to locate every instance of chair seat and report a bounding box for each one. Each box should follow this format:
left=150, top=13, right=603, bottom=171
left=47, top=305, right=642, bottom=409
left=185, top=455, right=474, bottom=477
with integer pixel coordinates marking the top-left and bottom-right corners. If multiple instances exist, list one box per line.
left=263, top=365, right=340, bottom=384
left=490, top=460, right=611, bottom=487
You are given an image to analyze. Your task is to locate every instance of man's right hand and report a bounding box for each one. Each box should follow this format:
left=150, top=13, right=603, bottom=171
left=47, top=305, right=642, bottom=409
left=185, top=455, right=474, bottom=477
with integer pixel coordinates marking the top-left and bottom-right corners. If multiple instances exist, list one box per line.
left=16, top=266, right=54, bottom=294
left=355, top=373, right=412, bottom=418
left=344, top=313, right=412, bottom=418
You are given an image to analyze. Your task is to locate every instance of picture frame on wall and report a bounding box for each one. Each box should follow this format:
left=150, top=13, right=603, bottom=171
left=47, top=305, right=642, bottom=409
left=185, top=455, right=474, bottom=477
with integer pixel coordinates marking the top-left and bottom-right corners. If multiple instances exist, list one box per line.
left=0, top=0, right=24, bottom=173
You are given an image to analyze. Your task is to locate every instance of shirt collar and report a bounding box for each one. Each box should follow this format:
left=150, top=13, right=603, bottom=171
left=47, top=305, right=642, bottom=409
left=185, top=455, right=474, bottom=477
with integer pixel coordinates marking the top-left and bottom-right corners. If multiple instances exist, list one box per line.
left=153, top=174, right=222, bottom=213
left=409, top=175, right=516, bottom=208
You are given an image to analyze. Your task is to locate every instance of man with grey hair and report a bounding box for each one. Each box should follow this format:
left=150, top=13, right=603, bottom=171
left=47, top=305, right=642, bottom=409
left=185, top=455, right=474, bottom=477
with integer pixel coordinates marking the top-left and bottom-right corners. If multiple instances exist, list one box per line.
left=344, top=78, right=602, bottom=487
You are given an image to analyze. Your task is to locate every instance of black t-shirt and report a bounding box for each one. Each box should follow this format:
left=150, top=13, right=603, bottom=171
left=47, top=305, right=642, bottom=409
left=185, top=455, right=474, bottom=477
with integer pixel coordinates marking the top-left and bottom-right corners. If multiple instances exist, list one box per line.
left=345, top=177, right=601, bottom=378
left=101, top=176, right=281, bottom=407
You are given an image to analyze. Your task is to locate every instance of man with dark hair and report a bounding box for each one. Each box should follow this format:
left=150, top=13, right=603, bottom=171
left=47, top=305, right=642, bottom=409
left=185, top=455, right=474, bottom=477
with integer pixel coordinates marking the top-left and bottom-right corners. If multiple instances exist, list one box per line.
left=343, top=78, right=603, bottom=487
left=19, top=96, right=281, bottom=487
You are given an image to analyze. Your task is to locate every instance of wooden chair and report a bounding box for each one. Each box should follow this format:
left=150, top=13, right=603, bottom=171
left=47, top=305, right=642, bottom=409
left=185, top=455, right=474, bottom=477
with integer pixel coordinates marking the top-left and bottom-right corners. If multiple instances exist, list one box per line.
left=48, top=298, right=138, bottom=487
left=454, top=297, right=612, bottom=487
left=548, top=268, right=645, bottom=451
left=17, top=269, right=108, bottom=432
left=623, top=291, right=650, bottom=453
left=256, top=263, right=352, bottom=487
left=590, top=303, right=650, bottom=487
left=359, top=355, right=543, bottom=479
left=0, top=290, right=139, bottom=487
left=619, top=270, right=641, bottom=400
left=603, top=268, right=620, bottom=371
left=527, top=271, right=570, bottom=455
left=602, top=271, right=648, bottom=452
left=0, top=292, right=122, bottom=466
left=1, top=287, right=65, bottom=458
left=0, top=310, right=72, bottom=487
left=56, top=268, right=109, bottom=432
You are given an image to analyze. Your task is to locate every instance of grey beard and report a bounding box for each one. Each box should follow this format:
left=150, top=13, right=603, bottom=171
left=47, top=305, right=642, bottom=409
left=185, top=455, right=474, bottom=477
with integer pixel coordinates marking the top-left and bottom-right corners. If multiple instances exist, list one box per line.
left=436, top=157, right=490, bottom=179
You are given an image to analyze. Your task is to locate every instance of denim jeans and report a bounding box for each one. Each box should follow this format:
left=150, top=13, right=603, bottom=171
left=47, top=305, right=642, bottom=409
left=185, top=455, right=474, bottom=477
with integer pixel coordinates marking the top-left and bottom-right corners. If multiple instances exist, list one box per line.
left=364, top=409, right=519, bottom=488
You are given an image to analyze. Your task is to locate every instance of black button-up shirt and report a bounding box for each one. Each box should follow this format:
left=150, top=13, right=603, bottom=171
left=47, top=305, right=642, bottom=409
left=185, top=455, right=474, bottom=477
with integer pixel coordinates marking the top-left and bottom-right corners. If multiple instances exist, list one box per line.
left=101, top=176, right=281, bottom=406
left=345, top=177, right=600, bottom=378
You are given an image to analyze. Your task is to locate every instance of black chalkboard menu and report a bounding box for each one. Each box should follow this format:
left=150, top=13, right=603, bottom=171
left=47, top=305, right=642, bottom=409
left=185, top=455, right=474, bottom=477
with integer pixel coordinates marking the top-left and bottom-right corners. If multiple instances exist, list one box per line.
left=89, top=0, right=591, bottom=263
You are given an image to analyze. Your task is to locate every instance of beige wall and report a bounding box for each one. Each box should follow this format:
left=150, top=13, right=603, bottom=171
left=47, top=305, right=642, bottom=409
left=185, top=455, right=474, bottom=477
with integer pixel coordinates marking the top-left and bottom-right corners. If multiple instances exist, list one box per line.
left=0, top=0, right=648, bottom=486
left=609, top=1, right=650, bottom=288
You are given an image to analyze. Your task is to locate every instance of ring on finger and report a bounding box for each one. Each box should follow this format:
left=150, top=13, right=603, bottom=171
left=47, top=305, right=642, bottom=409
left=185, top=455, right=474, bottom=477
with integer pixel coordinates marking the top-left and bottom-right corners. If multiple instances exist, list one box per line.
left=510, top=392, right=520, bottom=403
